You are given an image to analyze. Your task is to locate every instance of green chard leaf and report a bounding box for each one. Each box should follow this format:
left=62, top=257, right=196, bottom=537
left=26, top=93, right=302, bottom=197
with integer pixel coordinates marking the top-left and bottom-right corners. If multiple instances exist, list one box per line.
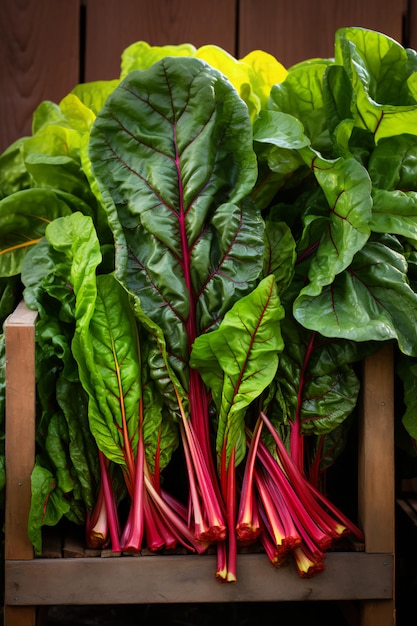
left=294, top=237, right=417, bottom=355
left=335, top=27, right=417, bottom=142
left=89, top=56, right=264, bottom=391
left=74, top=273, right=141, bottom=469
left=0, top=189, right=73, bottom=277
left=190, top=275, right=284, bottom=468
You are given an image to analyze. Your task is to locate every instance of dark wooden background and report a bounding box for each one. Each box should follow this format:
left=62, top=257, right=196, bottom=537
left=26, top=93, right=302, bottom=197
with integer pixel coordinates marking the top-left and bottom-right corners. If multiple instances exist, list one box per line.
left=0, top=0, right=413, bottom=154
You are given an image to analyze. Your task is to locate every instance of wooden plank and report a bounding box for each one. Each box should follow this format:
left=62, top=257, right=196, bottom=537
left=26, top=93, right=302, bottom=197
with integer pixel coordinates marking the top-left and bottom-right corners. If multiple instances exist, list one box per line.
left=358, top=344, right=395, bottom=554
left=4, top=301, right=38, bottom=561
left=0, top=0, right=81, bottom=154
left=3, top=606, right=36, bottom=626
left=84, top=0, right=237, bottom=82
left=238, top=0, right=407, bottom=67
left=4, top=552, right=393, bottom=606
left=359, top=601, right=396, bottom=626
left=358, top=344, right=395, bottom=626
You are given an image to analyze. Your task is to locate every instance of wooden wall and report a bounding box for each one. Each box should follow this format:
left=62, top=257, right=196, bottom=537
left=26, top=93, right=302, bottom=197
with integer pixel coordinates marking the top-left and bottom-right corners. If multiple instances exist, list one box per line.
left=0, top=0, right=412, bottom=154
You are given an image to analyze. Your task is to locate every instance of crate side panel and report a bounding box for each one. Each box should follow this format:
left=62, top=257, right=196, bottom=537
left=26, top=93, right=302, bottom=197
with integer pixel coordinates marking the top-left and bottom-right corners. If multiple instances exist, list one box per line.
left=5, top=552, right=393, bottom=605
left=4, top=303, right=38, bottom=561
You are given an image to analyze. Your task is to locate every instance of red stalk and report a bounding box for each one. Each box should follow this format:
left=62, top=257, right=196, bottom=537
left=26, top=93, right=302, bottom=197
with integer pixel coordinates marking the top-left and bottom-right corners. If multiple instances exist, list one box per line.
left=176, top=390, right=226, bottom=541
left=257, top=437, right=338, bottom=550
left=120, top=419, right=145, bottom=552
left=258, top=501, right=291, bottom=567
left=179, top=421, right=212, bottom=540
left=216, top=540, right=228, bottom=582
left=236, top=417, right=263, bottom=544
left=290, top=331, right=316, bottom=472
left=256, top=465, right=301, bottom=551
left=254, top=465, right=297, bottom=552
left=85, top=479, right=108, bottom=549
left=144, top=470, right=208, bottom=554
left=226, top=445, right=237, bottom=582
left=260, top=516, right=288, bottom=567
left=97, top=451, right=121, bottom=552
left=260, top=411, right=364, bottom=541
left=293, top=543, right=325, bottom=578
left=142, top=488, right=169, bottom=551
left=175, top=139, right=224, bottom=535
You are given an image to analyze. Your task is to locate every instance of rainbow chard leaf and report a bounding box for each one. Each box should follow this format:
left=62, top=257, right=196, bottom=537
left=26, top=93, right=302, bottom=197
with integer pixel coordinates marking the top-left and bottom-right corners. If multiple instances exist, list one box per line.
left=190, top=274, right=285, bottom=469
left=293, top=237, right=417, bottom=355
left=74, top=273, right=142, bottom=474
left=335, top=27, right=417, bottom=142
left=269, top=317, right=367, bottom=471
left=0, top=189, right=73, bottom=277
left=88, top=56, right=263, bottom=378
left=89, top=56, right=265, bottom=542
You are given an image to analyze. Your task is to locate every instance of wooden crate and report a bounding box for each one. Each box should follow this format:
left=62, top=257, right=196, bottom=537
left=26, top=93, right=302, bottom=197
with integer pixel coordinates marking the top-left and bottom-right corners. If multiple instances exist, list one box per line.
left=0, top=0, right=409, bottom=153
left=3, top=301, right=396, bottom=626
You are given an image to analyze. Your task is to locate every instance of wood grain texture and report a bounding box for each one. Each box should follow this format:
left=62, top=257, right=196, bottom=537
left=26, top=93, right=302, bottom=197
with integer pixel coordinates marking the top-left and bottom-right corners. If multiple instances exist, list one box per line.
left=0, top=0, right=81, bottom=153
left=358, top=344, right=395, bottom=555
left=84, top=0, right=237, bottom=81
left=238, top=0, right=407, bottom=66
left=4, top=302, right=38, bottom=562
left=4, top=552, right=393, bottom=605
left=3, top=606, right=36, bottom=626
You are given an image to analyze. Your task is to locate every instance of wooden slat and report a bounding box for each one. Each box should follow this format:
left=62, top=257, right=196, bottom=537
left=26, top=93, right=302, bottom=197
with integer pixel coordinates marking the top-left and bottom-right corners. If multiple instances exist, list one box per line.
left=83, top=0, right=237, bottom=82
left=4, top=301, right=38, bottom=561
left=358, top=344, right=395, bottom=626
left=358, top=344, right=395, bottom=554
left=238, top=0, right=407, bottom=66
left=4, top=552, right=393, bottom=606
left=3, top=606, right=36, bottom=626
left=0, top=0, right=81, bottom=154
left=4, top=302, right=38, bottom=626
left=359, top=601, right=396, bottom=626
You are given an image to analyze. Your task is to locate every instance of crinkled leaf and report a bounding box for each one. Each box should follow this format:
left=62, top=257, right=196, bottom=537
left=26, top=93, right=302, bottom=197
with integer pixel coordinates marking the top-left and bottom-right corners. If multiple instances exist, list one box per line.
left=89, top=57, right=263, bottom=388
left=23, top=125, right=97, bottom=209
left=269, top=60, right=331, bottom=153
left=0, top=137, right=30, bottom=199
left=120, top=41, right=197, bottom=77
left=296, top=149, right=372, bottom=294
left=190, top=275, right=284, bottom=467
left=74, top=273, right=141, bottom=468
left=371, top=188, right=417, bottom=241
left=252, top=110, right=310, bottom=207
left=56, top=376, right=99, bottom=511
left=335, top=27, right=417, bottom=142
left=0, top=189, right=73, bottom=277
left=294, top=237, right=417, bottom=355
left=44, top=412, right=74, bottom=494
left=272, top=319, right=362, bottom=437
left=45, top=212, right=102, bottom=322
left=120, top=41, right=287, bottom=121
left=368, top=134, right=417, bottom=191
left=28, top=461, right=71, bottom=556
left=240, top=49, right=288, bottom=111
left=262, top=220, right=296, bottom=295
left=71, top=80, right=121, bottom=115
left=253, top=109, right=311, bottom=150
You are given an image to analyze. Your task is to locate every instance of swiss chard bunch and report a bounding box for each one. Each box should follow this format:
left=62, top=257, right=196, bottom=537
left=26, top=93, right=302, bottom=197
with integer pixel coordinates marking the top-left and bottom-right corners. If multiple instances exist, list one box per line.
left=1, top=26, right=417, bottom=579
